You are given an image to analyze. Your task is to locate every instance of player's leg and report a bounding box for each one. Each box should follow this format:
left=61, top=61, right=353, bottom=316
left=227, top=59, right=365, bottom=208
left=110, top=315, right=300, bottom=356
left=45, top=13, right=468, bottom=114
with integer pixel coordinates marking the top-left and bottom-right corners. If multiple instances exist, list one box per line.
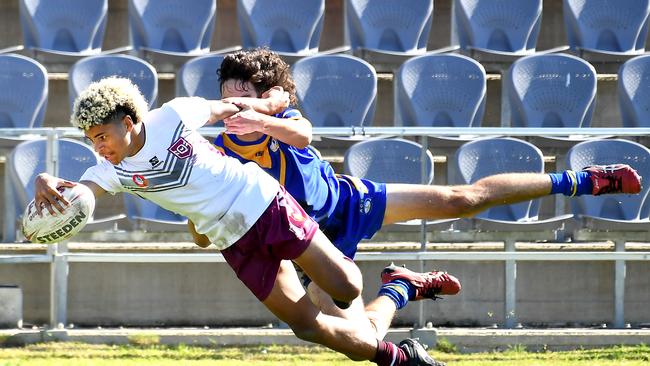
left=382, top=173, right=551, bottom=225
left=264, top=258, right=444, bottom=365
left=382, top=165, right=641, bottom=225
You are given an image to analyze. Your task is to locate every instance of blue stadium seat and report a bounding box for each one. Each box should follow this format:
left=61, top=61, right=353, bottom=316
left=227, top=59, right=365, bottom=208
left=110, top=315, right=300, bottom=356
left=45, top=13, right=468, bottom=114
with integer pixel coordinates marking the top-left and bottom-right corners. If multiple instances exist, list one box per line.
left=453, top=0, right=543, bottom=58
left=394, top=53, right=486, bottom=127
left=618, top=55, right=650, bottom=127
left=566, top=139, right=650, bottom=232
left=237, top=0, right=329, bottom=62
left=19, top=0, right=110, bottom=64
left=506, top=54, right=597, bottom=128
left=175, top=54, right=225, bottom=99
left=123, top=194, right=188, bottom=232
left=0, top=54, right=48, bottom=129
left=344, top=137, right=457, bottom=234
left=3, top=138, right=126, bottom=242
left=292, top=54, right=377, bottom=127
left=345, top=0, right=437, bottom=71
left=564, top=0, right=650, bottom=57
left=451, top=137, right=573, bottom=232
left=128, top=0, right=232, bottom=70
left=68, top=55, right=158, bottom=112
left=344, top=138, right=433, bottom=184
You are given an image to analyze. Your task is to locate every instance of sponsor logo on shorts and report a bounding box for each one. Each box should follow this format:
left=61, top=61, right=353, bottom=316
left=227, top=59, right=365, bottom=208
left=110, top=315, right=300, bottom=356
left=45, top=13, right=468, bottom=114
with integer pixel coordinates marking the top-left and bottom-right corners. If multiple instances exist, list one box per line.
left=360, top=198, right=372, bottom=214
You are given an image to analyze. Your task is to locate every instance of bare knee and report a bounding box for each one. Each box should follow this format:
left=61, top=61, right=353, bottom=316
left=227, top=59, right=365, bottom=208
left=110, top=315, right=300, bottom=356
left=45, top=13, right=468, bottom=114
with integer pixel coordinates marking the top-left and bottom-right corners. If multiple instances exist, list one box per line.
left=449, top=186, right=485, bottom=218
left=328, top=259, right=363, bottom=302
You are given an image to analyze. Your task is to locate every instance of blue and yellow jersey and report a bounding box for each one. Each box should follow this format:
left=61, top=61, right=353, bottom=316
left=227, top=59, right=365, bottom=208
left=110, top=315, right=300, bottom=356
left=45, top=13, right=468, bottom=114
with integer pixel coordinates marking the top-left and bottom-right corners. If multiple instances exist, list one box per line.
left=213, top=108, right=340, bottom=222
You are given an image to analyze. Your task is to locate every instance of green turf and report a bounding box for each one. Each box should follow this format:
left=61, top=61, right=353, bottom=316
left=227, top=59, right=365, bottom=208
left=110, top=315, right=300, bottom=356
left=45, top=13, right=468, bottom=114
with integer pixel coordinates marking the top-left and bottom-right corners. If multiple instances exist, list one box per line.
left=0, top=342, right=648, bottom=365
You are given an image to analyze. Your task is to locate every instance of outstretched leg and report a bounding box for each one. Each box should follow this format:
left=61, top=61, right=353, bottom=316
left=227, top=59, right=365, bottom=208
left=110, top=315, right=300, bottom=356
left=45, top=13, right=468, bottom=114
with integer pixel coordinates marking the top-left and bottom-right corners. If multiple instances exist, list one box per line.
left=382, top=166, right=641, bottom=225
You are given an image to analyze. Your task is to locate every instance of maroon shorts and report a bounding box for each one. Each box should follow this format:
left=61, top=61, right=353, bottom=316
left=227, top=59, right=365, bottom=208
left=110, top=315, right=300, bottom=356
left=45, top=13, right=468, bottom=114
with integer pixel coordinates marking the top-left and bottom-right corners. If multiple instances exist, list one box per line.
left=221, top=187, right=319, bottom=301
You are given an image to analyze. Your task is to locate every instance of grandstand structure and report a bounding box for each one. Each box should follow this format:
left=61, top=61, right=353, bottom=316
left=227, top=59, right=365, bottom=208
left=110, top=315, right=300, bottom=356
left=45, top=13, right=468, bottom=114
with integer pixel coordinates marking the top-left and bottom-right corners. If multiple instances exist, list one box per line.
left=1, top=0, right=650, bottom=344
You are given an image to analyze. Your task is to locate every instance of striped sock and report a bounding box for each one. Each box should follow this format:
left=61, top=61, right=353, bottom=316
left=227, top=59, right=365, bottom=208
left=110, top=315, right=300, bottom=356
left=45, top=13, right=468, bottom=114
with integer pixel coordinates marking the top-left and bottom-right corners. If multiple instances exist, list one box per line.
left=549, top=170, right=593, bottom=196
left=377, top=279, right=415, bottom=310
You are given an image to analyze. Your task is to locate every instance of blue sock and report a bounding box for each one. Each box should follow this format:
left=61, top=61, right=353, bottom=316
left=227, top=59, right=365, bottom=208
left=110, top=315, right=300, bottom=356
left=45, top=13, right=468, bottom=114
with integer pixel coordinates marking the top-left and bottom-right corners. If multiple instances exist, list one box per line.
left=549, top=170, right=593, bottom=196
left=378, top=279, right=416, bottom=310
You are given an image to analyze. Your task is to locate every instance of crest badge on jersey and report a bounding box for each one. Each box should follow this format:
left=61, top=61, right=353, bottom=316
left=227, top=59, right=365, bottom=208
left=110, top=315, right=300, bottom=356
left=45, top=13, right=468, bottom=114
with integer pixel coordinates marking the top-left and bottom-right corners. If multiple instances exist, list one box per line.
left=168, top=137, right=193, bottom=159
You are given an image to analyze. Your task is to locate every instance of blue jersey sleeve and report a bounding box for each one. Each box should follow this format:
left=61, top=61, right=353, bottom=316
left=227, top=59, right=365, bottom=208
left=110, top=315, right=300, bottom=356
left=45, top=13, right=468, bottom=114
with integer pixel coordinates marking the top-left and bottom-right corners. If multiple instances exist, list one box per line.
left=274, top=108, right=303, bottom=119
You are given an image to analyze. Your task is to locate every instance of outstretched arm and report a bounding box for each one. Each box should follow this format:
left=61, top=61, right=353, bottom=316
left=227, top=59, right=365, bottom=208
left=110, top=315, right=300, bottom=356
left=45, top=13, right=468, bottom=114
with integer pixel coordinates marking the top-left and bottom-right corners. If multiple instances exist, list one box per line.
left=34, top=173, right=106, bottom=216
left=206, top=87, right=291, bottom=126
left=223, top=108, right=312, bottom=148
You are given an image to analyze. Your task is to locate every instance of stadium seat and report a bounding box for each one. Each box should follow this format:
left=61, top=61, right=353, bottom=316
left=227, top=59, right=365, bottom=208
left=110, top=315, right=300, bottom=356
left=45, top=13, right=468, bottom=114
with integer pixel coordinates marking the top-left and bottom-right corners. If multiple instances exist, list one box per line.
left=566, top=139, right=650, bottom=235
left=394, top=53, right=486, bottom=128
left=18, top=0, right=125, bottom=69
left=618, top=55, right=650, bottom=127
left=344, top=138, right=433, bottom=184
left=564, top=0, right=650, bottom=60
left=3, top=138, right=126, bottom=242
left=292, top=54, right=377, bottom=127
left=343, top=137, right=457, bottom=236
left=68, top=55, right=158, bottom=112
left=345, top=0, right=444, bottom=71
left=451, top=137, right=573, bottom=233
left=236, top=0, right=342, bottom=63
left=453, top=0, right=552, bottom=63
left=128, top=0, right=235, bottom=71
left=0, top=54, right=48, bottom=129
left=0, top=54, right=48, bottom=158
left=506, top=53, right=597, bottom=129
left=175, top=54, right=225, bottom=99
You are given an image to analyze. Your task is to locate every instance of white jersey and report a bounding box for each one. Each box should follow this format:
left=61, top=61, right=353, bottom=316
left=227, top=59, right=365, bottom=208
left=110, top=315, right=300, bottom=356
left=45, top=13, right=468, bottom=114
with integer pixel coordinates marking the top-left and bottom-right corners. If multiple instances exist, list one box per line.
left=80, top=97, right=281, bottom=249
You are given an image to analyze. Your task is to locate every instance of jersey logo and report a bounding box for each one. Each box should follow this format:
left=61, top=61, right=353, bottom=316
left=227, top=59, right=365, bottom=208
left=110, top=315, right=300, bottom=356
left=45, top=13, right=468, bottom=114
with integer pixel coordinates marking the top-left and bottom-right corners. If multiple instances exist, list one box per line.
left=149, top=156, right=162, bottom=168
left=270, top=138, right=279, bottom=152
left=168, top=137, right=193, bottom=159
left=132, top=174, right=149, bottom=187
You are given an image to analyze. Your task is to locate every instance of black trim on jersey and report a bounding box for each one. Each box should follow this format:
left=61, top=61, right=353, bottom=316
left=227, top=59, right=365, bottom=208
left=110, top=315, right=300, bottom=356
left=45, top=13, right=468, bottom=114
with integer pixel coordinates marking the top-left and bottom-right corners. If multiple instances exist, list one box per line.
left=114, top=121, right=194, bottom=192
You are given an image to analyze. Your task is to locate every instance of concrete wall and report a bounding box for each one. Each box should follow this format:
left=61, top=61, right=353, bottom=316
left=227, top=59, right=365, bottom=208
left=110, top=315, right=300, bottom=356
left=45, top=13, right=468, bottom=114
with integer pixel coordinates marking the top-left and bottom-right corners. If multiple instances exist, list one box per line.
left=1, top=253, right=648, bottom=328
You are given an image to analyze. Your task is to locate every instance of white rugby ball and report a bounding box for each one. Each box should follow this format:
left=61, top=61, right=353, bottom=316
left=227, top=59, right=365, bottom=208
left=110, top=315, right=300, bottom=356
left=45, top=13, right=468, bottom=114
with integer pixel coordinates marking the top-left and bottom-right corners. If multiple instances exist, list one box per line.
left=22, top=184, right=95, bottom=244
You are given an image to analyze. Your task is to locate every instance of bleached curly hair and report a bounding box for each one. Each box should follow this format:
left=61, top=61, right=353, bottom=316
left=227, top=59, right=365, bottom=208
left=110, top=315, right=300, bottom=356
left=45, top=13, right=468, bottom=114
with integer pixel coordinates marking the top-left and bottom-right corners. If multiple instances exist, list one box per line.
left=71, top=77, right=148, bottom=130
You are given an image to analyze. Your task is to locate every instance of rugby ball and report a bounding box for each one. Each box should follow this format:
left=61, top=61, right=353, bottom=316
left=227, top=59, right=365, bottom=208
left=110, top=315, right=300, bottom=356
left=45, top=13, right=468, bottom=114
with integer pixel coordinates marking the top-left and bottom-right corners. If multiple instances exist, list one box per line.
left=22, top=184, right=95, bottom=244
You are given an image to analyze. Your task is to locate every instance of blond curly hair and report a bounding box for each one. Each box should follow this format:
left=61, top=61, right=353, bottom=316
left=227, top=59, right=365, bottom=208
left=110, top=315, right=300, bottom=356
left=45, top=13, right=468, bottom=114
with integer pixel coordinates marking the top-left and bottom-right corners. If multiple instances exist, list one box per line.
left=71, top=77, right=148, bottom=130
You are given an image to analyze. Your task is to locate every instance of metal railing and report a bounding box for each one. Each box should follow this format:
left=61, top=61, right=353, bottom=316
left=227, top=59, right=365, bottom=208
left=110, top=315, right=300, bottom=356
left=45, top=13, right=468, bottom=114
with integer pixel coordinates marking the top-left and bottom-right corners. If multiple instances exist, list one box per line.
left=2, top=127, right=650, bottom=330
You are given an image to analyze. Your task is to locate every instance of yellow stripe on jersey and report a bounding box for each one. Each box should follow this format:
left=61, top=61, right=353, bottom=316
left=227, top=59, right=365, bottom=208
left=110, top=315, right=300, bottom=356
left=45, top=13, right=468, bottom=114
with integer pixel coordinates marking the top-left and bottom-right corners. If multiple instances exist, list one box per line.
left=222, top=134, right=273, bottom=169
left=213, top=145, right=225, bottom=154
left=279, top=149, right=286, bottom=186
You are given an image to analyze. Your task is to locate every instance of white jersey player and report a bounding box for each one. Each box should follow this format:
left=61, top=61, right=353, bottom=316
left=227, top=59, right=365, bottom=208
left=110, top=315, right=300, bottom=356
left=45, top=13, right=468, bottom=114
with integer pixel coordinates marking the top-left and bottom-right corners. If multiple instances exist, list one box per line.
left=32, top=77, right=446, bottom=366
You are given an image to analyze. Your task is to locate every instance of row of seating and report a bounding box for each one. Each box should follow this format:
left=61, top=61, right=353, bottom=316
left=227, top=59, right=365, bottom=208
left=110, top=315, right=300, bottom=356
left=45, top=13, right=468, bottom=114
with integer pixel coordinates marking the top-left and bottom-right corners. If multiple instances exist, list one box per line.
left=4, top=136, right=649, bottom=242
left=5, top=0, right=650, bottom=70
left=3, top=51, right=650, bottom=131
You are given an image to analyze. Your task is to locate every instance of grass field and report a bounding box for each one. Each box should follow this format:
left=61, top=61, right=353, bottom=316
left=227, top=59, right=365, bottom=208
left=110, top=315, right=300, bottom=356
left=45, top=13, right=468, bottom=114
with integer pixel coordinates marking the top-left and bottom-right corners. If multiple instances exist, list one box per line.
left=0, top=342, right=649, bottom=366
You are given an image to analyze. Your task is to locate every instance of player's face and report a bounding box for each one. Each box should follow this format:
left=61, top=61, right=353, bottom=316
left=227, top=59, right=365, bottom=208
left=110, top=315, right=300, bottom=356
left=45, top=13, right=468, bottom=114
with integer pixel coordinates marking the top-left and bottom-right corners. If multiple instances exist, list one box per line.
left=84, top=116, right=134, bottom=165
left=221, top=79, right=260, bottom=98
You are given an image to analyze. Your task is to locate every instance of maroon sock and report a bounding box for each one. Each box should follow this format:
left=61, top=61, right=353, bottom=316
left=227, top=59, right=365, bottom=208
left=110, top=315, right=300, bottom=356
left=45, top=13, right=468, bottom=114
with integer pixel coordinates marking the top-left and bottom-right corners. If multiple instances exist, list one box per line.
left=373, top=340, right=408, bottom=366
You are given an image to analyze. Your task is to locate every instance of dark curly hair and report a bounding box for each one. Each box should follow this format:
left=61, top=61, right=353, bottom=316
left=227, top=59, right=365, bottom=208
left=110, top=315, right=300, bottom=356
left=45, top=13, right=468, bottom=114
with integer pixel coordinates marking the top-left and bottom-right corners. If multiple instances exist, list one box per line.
left=217, top=48, right=297, bottom=105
